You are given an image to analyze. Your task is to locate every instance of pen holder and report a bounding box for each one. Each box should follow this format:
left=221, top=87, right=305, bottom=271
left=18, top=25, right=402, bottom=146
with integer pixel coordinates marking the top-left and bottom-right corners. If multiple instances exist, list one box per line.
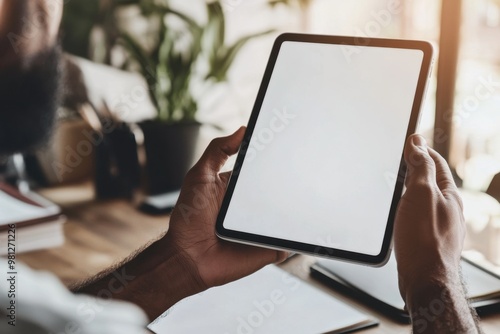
left=94, top=121, right=140, bottom=199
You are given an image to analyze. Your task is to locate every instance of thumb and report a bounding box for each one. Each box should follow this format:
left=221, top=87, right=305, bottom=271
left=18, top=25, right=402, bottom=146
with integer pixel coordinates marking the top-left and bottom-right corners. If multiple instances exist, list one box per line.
left=404, top=134, right=436, bottom=188
left=191, top=126, right=245, bottom=175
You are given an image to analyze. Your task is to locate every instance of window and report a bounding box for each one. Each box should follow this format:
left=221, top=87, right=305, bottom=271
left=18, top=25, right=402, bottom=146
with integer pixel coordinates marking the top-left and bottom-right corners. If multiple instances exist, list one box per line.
left=222, top=0, right=500, bottom=271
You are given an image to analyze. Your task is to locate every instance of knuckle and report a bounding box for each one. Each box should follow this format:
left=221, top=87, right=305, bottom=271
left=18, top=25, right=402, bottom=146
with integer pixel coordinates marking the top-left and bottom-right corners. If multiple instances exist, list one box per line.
left=276, top=251, right=289, bottom=263
left=444, top=190, right=464, bottom=209
left=409, top=181, right=436, bottom=198
left=453, top=192, right=464, bottom=207
left=209, top=137, right=224, bottom=148
left=186, top=164, right=201, bottom=179
left=456, top=196, right=464, bottom=210
left=407, top=149, right=426, bottom=165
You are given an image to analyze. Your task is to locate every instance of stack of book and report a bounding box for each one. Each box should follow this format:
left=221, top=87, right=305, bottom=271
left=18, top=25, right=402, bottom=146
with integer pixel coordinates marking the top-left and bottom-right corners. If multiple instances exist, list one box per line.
left=0, top=183, right=65, bottom=255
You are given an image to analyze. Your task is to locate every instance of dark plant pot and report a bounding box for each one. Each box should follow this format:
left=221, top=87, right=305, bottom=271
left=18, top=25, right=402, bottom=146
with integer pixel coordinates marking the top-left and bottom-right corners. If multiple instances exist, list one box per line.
left=140, top=121, right=201, bottom=195
left=95, top=121, right=141, bottom=200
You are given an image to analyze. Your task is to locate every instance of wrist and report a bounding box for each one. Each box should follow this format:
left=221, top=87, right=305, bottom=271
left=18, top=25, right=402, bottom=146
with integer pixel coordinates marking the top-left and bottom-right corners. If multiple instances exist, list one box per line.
left=155, top=235, right=207, bottom=298
left=400, top=261, right=460, bottom=301
left=403, top=273, right=480, bottom=333
left=125, top=237, right=207, bottom=320
left=402, top=267, right=463, bottom=313
left=405, top=277, right=458, bottom=308
left=76, top=235, right=207, bottom=321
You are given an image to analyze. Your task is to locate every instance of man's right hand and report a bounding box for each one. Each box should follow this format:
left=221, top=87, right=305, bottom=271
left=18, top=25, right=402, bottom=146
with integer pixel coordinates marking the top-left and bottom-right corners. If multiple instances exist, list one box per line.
left=394, top=134, right=480, bottom=333
left=394, top=134, right=465, bottom=302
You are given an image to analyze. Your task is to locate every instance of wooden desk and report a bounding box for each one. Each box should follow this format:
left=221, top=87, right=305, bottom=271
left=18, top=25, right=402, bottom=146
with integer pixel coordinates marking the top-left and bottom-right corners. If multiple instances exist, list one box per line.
left=19, top=185, right=500, bottom=333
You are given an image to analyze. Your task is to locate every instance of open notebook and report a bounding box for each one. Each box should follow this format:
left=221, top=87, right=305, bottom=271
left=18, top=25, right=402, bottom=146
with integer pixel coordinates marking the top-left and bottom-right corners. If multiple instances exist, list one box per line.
left=311, top=254, right=500, bottom=322
left=149, top=265, right=377, bottom=334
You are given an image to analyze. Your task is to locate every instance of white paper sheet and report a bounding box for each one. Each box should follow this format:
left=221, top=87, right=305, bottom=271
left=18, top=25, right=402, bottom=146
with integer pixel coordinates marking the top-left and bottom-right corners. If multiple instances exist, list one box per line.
left=149, top=265, right=375, bottom=334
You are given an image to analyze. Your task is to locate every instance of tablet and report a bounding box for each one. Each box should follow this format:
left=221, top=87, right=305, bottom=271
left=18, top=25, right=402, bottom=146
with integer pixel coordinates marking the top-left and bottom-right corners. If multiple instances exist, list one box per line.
left=216, top=33, right=434, bottom=266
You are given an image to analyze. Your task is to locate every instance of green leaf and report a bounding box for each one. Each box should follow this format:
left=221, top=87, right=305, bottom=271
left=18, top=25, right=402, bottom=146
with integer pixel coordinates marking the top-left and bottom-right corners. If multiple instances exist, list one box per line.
left=151, top=20, right=168, bottom=68
left=119, top=33, right=159, bottom=110
left=169, top=9, right=202, bottom=33
left=112, top=0, right=142, bottom=7
left=161, top=7, right=204, bottom=67
left=206, top=1, right=225, bottom=62
left=207, top=29, right=275, bottom=82
left=268, top=0, right=292, bottom=6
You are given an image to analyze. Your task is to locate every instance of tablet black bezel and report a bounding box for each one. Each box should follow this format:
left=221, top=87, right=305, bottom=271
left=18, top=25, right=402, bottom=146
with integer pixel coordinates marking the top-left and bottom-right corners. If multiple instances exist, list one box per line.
left=215, top=33, right=434, bottom=265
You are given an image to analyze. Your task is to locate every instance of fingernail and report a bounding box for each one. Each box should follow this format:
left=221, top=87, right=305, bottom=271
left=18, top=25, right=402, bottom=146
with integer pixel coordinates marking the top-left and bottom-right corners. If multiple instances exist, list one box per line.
left=412, top=135, right=427, bottom=148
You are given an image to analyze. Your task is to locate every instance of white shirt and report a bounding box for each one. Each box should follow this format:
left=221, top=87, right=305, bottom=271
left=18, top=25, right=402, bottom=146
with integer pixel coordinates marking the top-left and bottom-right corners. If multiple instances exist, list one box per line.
left=0, top=260, right=148, bottom=333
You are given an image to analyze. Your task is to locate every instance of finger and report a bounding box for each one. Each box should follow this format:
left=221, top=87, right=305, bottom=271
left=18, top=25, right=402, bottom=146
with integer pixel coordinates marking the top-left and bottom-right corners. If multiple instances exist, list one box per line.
left=239, top=245, right=290, bottom=266
left=206, top=242, right=289, bottom=288
left=219, top=171, right=231, bottom=183
left=227, top=244, right=290, bottom=271
left=192, top=126, right=245, bottom=175
left=427, top=147, right=457, bottom=193
left=427, top=147, right=463, bottom=210
left=403, top=134, right=437, bottom=188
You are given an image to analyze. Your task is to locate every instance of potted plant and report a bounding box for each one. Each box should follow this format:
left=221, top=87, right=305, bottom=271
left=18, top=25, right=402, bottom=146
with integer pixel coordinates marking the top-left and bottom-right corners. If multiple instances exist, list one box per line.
left=119, top=0, right=272, bottom=194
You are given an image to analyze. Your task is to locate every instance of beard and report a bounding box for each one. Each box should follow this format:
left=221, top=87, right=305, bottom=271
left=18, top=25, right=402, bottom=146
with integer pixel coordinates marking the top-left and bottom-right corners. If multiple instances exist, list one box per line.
left=0, top=46, right=62, bottom=155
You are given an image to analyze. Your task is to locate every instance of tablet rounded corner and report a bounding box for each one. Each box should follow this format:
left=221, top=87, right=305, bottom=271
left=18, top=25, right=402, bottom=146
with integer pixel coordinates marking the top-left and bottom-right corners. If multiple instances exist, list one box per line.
left=275, top=32, right=292, bottom=43
left=370, top=248, right=393, bottom=268
left=215, top=223, right=228, bottom=240
left=423, top=40, right=436, bottom=55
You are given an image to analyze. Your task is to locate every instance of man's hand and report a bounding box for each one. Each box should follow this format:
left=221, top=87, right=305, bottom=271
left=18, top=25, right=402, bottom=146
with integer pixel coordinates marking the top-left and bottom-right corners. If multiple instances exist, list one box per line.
left=165, top=126, right=288, bottom=290
left=394, top=134, right=480, bottom=333
left=395, top=134, right=465, bottom=300
left=76, top=127, right=288, bottom=320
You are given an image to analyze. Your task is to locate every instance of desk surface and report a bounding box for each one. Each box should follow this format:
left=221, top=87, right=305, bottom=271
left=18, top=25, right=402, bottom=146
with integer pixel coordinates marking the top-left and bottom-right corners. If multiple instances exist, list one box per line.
left=18, top=184, right=500, bottom=333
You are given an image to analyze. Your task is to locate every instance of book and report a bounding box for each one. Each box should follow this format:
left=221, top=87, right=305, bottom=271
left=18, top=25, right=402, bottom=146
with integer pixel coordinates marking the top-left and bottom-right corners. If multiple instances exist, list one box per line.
left=149, top=265, right=378, bottom=334
left=311, top=254, right=500, bottom=322
left=0, top=183, right=65, bottom=254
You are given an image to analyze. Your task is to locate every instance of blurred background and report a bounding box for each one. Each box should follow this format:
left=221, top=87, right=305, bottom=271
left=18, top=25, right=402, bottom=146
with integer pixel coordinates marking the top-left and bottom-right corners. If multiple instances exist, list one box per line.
left=8, top=0, right=500, bottom=271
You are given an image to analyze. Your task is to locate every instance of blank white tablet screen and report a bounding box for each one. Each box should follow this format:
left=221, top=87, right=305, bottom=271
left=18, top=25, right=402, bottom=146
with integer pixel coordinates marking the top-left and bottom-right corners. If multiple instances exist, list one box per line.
left=224, top=41, right=424, bottom=256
